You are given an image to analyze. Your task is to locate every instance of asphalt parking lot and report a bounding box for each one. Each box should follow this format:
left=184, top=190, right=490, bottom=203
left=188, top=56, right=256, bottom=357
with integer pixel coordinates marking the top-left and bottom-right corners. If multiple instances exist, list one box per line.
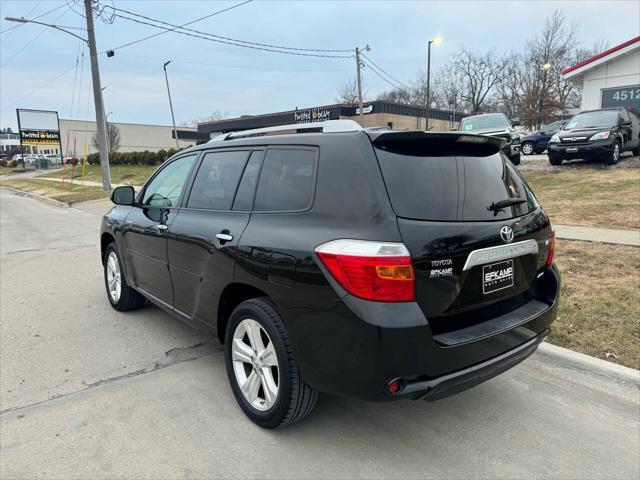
left=1, top=188, right=639, bottom=479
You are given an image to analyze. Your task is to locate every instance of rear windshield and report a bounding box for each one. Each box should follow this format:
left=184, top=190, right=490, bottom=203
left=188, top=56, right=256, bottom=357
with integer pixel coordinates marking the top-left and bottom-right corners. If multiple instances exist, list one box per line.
left=375, top=141, right=539, bottom=222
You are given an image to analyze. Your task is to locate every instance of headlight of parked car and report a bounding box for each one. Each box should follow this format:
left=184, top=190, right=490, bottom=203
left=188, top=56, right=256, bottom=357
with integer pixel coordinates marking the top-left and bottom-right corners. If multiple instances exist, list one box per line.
left=549, top=134, right=560, bottom=143
left=589, top=131, right=611, bottom=141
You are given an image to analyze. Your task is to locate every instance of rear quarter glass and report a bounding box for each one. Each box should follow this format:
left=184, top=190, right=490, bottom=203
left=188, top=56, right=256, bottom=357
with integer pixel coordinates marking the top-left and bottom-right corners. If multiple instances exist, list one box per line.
left=375, top=141, right=539, bottom=222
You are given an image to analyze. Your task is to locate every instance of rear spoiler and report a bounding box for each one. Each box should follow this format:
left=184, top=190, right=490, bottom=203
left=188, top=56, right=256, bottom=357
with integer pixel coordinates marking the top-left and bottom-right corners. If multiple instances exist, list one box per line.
left=369, top=131, right=505, bottom=157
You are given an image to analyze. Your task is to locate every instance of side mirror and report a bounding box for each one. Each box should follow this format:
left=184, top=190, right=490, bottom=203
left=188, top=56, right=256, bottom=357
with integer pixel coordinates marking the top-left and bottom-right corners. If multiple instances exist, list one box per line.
left=621, top=120, right=632, bottom=126
left=511, top=120, right=522, bottom=127
left=111, top=185, right=135, bottom=206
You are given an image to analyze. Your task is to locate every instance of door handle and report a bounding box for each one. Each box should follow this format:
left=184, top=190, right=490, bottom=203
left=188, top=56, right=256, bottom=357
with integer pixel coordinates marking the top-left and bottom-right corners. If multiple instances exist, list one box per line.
left=216, top=233, right=233, bottom=242
left=155, top=224, right=168, bottom=231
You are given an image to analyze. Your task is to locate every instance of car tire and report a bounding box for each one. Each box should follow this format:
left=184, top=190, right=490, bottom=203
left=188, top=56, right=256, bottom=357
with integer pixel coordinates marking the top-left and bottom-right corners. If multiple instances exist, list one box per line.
left=510, top=154, right=521, bottom=165
left=103, top=242, right=146, bottom=311
left=521, top=142, right=535, bottom=155
left=632, top=146, right=639, bottom=156
left=604, top=140, right=621, bottom=165
left=224, top=297, right=318, bottom=429
left=548, top=154, right=563, bottom=166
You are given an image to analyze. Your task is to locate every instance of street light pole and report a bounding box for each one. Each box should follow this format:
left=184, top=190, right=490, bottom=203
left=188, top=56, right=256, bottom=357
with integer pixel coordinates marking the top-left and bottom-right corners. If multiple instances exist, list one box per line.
left=425, top=36, right=443, bottom=131
left=163, top=61, right=180, bottom=149
left=5, top=8, right=112, bottom=190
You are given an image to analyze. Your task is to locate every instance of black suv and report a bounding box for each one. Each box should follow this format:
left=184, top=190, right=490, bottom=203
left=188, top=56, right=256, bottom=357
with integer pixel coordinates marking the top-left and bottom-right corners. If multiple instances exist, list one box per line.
left=101, top=120, right=559, bottom=428
left=458, top=113, right=522, bottom=165
left=548, top=108, right=640, bottom=165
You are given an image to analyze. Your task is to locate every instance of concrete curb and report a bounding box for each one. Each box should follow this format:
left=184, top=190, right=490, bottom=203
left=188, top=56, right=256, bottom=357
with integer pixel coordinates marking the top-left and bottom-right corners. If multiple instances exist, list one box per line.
left=0, top=186, right=70, bottom=208
left=539, top=342, right=639, bottom=386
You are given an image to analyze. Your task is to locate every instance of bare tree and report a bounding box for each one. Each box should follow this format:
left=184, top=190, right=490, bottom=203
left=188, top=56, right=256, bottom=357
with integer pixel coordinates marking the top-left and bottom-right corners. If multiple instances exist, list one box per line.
left=452, top=48, right=508, bottom=115
left=336, top=78, right=366, bottom=105
left=376, top=87, right=412, bottom=104
left=92, top=122, right=121, bottom=153
left=196, top=110, right=230, bottom=124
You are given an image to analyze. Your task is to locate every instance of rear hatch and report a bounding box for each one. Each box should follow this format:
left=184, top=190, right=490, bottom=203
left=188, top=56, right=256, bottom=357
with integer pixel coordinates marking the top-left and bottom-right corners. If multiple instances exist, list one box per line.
left=371, top=131, right=555, bottom=344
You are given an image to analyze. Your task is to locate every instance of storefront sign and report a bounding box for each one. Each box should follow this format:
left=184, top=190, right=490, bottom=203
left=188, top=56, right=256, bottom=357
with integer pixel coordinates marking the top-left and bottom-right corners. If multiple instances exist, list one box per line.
left=294, top=108, right=332, bottom=123
left=355, top=105, right=374, bottom=115
left=20, top=129, right=61, bottom=145
left=601, top=85, right=640, bottom=110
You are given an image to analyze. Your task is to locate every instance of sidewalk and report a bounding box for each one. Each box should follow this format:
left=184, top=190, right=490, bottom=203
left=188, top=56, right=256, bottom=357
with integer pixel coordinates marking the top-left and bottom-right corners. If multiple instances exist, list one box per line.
left=36, top=176, right=142, bottom=190
left=555, top=224, right=640, bottom=246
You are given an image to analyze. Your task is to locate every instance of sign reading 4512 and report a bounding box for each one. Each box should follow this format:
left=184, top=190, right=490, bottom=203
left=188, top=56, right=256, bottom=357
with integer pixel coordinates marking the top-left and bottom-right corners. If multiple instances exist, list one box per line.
left=601, top=85, right=640, bottom=110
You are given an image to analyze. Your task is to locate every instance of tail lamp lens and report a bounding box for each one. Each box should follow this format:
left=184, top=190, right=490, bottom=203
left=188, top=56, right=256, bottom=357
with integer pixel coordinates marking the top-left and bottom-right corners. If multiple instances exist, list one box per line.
left=315, top=239, right=415, bottom=302
left=546, top=231, right=556, bottom=266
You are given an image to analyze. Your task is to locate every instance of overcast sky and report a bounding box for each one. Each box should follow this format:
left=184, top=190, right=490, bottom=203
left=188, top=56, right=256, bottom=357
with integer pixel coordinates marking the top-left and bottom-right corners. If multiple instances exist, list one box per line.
left=1, top=0, right=639, bottom=130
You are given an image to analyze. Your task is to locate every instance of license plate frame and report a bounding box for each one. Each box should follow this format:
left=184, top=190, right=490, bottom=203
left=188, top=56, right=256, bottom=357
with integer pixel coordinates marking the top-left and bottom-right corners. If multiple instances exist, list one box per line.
left=566, top=147, right=578, bottom=153
left=482, top=259, right=515, bottom=294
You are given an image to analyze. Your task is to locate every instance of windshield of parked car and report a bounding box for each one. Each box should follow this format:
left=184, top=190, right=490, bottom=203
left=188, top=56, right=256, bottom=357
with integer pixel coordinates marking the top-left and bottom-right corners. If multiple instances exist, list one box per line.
left=565, top=110, right=618, bottom=129
left=460, top=115, right=510, bottom=131
left=542, top=120, right=564, bottom=132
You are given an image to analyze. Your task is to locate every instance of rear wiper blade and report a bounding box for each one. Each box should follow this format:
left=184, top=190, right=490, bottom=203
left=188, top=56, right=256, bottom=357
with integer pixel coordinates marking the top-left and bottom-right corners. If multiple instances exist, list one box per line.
left=487, top=198, right=527, bottom=216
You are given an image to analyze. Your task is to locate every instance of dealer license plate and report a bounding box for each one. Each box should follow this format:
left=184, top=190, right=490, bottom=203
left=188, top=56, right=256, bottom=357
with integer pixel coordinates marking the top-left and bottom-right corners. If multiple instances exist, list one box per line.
left=482, top=259, right=514, bottom=294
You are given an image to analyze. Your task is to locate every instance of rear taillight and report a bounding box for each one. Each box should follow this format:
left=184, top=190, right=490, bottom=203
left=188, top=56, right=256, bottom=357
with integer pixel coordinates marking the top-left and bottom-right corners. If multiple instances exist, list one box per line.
left=315, top=239, right=415, bottom=302
left=546, top=231, right=556, bottom=266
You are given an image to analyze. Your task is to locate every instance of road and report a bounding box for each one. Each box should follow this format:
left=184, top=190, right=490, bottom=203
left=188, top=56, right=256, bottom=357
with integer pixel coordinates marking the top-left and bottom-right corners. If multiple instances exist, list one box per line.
left=1, top=188, right=638, bottom=480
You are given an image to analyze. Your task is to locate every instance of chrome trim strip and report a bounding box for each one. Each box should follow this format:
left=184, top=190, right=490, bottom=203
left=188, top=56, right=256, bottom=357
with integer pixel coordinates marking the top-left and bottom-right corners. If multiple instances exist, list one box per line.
left=463, top=239, right=539, bottom=271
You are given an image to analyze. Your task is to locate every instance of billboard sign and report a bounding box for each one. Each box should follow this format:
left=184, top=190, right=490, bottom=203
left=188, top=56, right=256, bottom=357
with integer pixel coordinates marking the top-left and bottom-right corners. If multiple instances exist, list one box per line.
left=16, top=109, right=62, bottom=165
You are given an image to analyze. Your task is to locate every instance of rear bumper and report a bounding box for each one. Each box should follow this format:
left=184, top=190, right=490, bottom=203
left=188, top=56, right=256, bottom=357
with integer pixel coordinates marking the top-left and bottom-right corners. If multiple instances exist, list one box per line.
left=399, top=330, right=547, bottom=400
left=279, top=264, right=560, bottom=403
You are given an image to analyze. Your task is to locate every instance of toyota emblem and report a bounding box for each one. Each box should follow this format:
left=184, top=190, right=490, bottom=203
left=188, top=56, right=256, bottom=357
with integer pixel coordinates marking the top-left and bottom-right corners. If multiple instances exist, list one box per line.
left=500, top=226, right=514, bottom=243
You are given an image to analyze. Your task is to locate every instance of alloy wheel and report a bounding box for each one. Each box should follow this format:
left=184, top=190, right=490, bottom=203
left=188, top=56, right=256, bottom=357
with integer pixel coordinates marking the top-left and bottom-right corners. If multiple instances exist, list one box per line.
left=613, top=143, right=620, bottom=162
left=232, top=318, right=280, bottom=411
left=522, top=143, right=534, bottom=155
left=106, top=251, right=122, bottom=303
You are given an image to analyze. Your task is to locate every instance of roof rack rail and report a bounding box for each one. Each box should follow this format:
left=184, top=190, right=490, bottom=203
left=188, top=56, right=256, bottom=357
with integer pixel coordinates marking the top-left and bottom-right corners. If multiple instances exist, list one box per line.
left=208, top=119, right=363, bottom=143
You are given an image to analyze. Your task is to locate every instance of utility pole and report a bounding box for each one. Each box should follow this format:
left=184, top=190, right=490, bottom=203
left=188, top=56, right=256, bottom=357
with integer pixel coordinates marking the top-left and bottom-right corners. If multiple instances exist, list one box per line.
left=83, top=0, right=111, bottom=191
left=354, top=45, right=370, bottom=126
left=355, top=47, right=364, bottom=125
left=163, top=61, right=180, bottom=149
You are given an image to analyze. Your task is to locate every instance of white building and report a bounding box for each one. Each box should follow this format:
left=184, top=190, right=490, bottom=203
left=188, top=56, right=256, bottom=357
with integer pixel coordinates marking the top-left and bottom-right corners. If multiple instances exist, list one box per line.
left=563, top=36, right=640, bottom=111
left=0, top=131, right=20, bottom=156
left=58, top=119, right=206, bottom=157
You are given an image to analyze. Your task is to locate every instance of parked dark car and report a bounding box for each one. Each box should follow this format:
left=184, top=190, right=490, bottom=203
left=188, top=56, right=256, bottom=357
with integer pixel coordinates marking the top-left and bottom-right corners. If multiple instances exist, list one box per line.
left=520, top=120, right=567, bottom=155
left=458, top=113, right=522, bottom=164
left=101, top=120, right=559, bottom=428
left=548, top=108, right=640, bottom=165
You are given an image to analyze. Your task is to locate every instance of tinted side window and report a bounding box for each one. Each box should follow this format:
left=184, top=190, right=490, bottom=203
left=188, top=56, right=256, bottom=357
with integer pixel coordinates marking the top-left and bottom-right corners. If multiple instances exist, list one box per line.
left=187, top=150, right=249, bottom=210
left=254, top=149, right=316, bottom=212
left=142, top=154, right=197, bottom=207
left=232, top=151, right=262, bottom=211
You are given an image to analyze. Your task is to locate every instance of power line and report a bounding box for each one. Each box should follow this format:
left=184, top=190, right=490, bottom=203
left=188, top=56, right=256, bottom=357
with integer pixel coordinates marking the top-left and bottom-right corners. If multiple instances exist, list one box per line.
left=108, top=0, right=254, bottom=52
left=111, top=13, right=352, bottom=58
left=0, top=2, right=68, bottom=35
left=1, top=8, right=71, bottom=68
left=1, top=60, right=86, bottom=113
left=361, top=53, right=412, bottom=91
left=114, top=52, right=352, bottom=72
left=110, top=4, right=352, bottom=54
left=361, top=58, right=410, bottom=94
